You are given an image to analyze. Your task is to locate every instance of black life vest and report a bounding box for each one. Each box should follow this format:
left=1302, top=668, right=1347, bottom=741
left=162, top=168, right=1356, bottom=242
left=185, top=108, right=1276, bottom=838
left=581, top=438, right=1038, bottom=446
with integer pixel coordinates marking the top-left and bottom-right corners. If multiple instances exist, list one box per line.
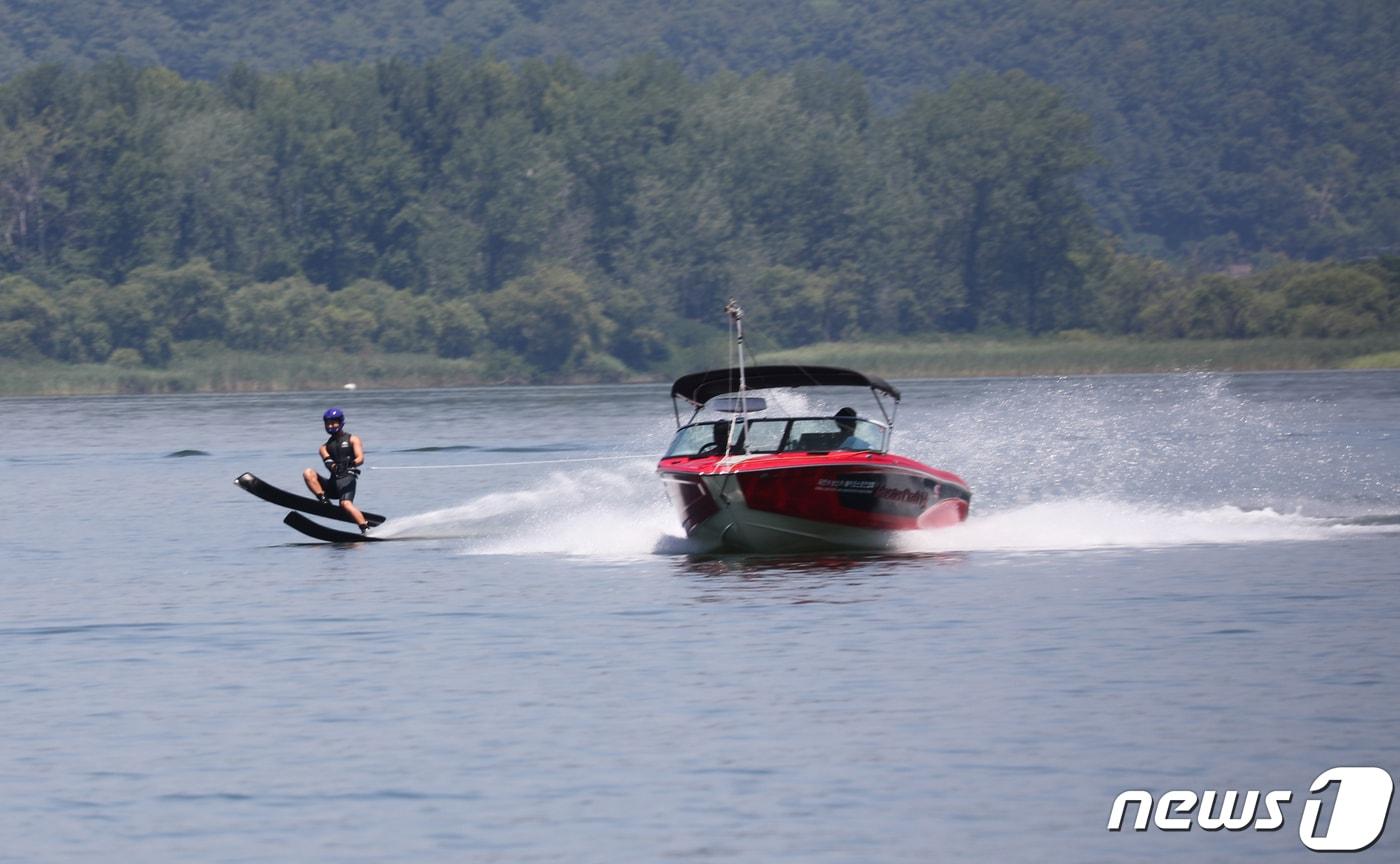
left=326, top=430, right=356, bottom=474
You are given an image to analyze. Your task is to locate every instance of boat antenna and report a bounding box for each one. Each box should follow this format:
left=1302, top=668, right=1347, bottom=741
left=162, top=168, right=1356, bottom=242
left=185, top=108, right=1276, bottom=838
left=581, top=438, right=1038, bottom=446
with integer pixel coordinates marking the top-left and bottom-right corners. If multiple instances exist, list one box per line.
left=724, top=299, right=747, bottom=395
left=724, top=298, right=748, bottom=453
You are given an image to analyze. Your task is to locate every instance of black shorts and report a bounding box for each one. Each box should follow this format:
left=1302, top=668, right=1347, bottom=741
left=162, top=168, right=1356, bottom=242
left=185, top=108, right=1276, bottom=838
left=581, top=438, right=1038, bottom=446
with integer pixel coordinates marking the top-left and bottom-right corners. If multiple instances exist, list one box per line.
left=322, top=472, right=357, bottom=501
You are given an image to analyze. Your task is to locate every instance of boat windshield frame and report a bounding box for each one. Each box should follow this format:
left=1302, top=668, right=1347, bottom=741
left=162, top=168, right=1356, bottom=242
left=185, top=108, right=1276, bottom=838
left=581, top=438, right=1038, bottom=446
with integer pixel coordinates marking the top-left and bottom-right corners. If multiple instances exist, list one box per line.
left=663, top=416, right=891, bottom=459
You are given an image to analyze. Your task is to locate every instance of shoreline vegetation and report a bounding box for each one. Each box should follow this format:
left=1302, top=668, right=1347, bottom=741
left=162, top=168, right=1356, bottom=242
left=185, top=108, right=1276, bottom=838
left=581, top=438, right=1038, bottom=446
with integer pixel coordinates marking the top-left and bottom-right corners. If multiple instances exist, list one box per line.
left=2, top=16, right=1398, bottom=405
left=5, top=335, right=1399, bottom=397
left=3, top=55, right=1398, bottom=399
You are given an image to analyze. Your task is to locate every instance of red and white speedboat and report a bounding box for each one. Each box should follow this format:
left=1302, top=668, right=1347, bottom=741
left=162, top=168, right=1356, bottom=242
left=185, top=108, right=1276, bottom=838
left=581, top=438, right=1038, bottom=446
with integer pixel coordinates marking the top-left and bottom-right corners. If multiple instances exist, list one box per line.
left=658, top=304, right=970, bottom=553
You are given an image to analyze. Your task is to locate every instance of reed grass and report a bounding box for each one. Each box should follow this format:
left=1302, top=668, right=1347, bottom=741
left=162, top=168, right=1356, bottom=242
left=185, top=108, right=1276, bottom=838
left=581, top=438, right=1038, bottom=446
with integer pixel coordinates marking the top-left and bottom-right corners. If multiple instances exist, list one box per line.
left=0, top=349, right=491, bottom=396
left=3, top=335, right=1398, bottom=396
left=1343, top=351, right=1400, bottom=370
left=761, top=335, right=1400, bottom=378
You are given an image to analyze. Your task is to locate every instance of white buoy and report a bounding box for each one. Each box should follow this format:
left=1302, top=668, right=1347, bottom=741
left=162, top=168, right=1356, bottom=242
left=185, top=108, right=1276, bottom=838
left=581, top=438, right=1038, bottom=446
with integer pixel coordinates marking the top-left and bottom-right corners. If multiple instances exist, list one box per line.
left=343, top=382, right=357, bottom=390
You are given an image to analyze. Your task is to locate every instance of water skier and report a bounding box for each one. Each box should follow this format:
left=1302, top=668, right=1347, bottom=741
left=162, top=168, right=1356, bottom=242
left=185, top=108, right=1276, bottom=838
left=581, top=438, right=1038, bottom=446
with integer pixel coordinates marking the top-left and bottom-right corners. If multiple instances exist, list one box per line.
left=302, top=407, right=371, bottom=533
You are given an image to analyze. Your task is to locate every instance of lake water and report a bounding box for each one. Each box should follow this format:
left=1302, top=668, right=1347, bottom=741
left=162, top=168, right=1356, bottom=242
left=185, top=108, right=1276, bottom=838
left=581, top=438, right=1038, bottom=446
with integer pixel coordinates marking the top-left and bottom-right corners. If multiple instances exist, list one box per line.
left=3, top=371, right=1398, bottom=862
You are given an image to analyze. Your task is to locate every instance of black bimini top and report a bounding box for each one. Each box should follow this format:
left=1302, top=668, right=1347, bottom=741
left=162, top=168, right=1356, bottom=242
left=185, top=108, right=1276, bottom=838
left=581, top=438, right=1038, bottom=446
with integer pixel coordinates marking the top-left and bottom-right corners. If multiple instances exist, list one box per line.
left=670, top=365, right=901, bottom=406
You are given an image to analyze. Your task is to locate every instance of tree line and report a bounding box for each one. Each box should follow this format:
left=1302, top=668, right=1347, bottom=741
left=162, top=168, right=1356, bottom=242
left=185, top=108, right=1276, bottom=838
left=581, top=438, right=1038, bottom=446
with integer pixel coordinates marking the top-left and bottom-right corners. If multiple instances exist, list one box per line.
left=3, top=1, right=1395, bottom=268
left=0, top=55, right=1397, bottom=377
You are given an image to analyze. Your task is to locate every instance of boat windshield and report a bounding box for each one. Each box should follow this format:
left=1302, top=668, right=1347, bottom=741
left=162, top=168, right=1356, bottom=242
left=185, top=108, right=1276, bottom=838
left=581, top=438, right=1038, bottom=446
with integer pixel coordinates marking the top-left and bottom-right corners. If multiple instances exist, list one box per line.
left=663, top=417, right=887, bottom=458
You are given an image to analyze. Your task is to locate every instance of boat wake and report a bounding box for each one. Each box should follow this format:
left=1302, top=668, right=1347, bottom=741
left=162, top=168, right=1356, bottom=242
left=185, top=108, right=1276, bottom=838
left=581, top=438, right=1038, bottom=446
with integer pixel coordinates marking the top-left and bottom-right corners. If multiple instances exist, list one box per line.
left=897, top=498, right=1400, bottom=555
left=366, top=372, right=1400, bottom=558
left=372, top=463, right=1397, bottom=557
left=371, top=464, right=691, bottom=556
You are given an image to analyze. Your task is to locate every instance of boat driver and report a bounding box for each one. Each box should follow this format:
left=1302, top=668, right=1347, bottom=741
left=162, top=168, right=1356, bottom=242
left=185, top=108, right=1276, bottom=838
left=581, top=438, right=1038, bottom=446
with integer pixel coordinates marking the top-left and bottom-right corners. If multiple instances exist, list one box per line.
left=702, top=418, right=744, bottom=456
left=302, top=406, right=371, bottom=534
left=835, top=407, right=873, bottom=451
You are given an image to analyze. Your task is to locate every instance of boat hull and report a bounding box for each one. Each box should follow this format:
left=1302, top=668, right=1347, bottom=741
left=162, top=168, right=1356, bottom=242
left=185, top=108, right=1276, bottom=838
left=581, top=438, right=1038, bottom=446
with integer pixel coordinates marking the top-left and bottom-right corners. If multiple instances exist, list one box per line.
left=658, top=453, right=970, bottom=553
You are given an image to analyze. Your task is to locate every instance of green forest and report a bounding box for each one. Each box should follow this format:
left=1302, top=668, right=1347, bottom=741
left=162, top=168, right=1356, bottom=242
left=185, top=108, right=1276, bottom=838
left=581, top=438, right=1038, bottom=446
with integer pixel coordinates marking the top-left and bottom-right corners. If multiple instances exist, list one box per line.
left=0, top=1, right=1398, bottom=386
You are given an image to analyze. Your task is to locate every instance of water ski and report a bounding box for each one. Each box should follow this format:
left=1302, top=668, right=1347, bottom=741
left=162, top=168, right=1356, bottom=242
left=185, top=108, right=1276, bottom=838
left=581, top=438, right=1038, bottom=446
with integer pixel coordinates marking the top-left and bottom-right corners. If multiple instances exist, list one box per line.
left=235, top=473, right=386, bottom=526
left=282, top=511, right=385, bottom=544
